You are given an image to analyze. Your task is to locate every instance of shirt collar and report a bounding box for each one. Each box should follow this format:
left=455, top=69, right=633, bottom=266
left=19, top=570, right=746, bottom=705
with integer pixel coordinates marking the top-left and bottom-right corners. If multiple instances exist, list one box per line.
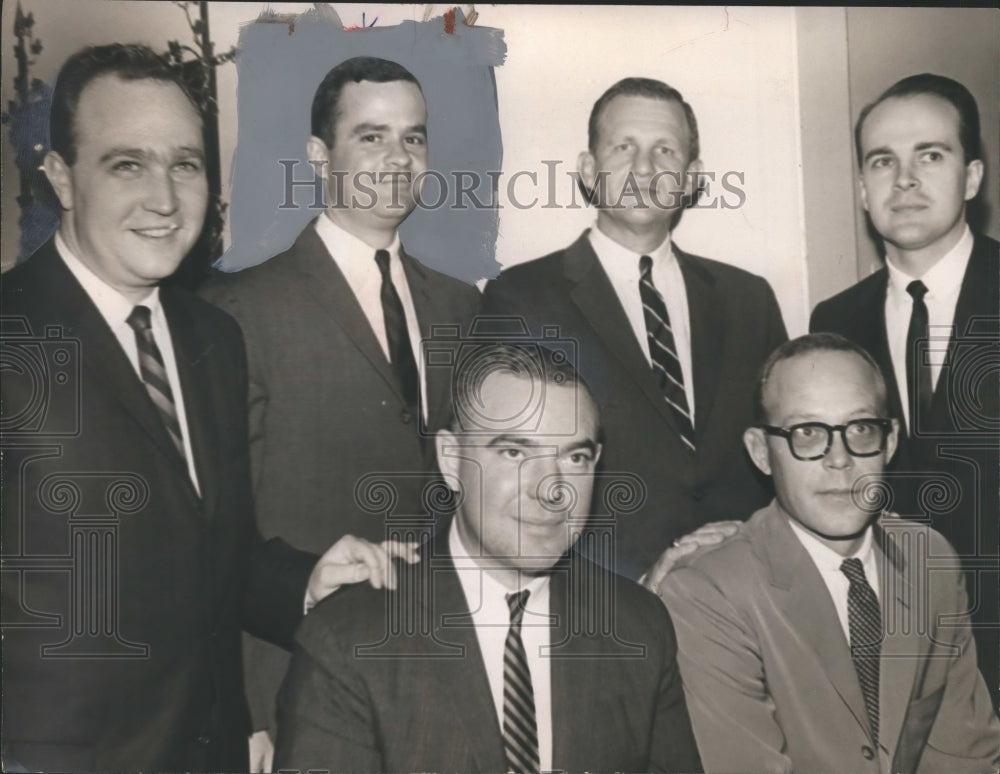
left=587, top=223, right=675, bottom=280
left=885, top=223, right=973, bottom=299
left=785, top=509, right=875, bottom=573
left=55, top=231, right=160, bottom=325
left=314, top=212, right=401, bottom=264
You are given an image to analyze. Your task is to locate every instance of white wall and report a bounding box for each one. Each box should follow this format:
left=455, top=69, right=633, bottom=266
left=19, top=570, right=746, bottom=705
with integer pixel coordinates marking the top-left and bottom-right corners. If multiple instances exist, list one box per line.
left=483, top=5, right=808, bottom=334
left=3, top=3, right=809, bottom=334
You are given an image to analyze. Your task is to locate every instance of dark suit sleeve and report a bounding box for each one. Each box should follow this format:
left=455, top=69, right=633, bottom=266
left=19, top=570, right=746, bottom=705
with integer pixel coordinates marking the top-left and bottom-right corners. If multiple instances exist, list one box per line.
left=809, top=297, right=838, bottom=335
left=659, top=566, right=794, bottom=774
left=760, top=277, right=789, bottom=352
left=917, top=556, right=1000, bottom=771
left=273, top=609, right=382, bottom=772
left=214, top=305, right=316, bottom=650
left=242, top=537, right=315, bottom=649
left=648, top=600, right=704, bottom=773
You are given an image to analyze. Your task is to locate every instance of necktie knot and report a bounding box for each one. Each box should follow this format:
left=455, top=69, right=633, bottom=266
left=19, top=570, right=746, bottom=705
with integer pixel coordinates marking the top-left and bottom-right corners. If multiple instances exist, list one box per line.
left=906, top=279, right=928, bottom=302
left=506, top=589, right=530, bottom=626
left=639, top=254, right=653, bottom=279
left=374, top=248, right=392, bottom=278
left=126, top=305, right=153, bottom=333
left=840, top=557, right=867, bottom=586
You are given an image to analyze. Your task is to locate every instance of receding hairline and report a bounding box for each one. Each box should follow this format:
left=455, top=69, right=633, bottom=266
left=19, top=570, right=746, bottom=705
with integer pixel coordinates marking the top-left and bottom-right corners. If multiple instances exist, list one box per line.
left=758, top=348, right=888, bottom=424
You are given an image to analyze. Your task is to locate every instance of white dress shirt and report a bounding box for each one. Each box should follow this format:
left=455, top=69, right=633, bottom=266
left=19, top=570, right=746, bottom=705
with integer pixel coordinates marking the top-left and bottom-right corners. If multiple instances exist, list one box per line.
left=787, top=517, right=881, bottom=641
left=588, top=225, right=695, bottom=422
left=314, top=214, right=427, bottom=420
left=884, top=225, right=973, bottom=430
left=55, top=233, right=201, bottom=494
left=450, top=521, right=553, bottom=772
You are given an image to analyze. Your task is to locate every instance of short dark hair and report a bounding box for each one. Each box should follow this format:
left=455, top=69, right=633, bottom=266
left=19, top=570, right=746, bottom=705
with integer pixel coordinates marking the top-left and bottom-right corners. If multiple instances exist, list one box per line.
left=587, top=77, right=700, bottom=162
left=50, top=44, right=198, bottom=167
left=754, top=333, right=889, bottom=424
left=449, top=342, right=599, bottom=435
left=854, top=73, right=982, bottom=166
left=311, top=56, right=422, bottom=149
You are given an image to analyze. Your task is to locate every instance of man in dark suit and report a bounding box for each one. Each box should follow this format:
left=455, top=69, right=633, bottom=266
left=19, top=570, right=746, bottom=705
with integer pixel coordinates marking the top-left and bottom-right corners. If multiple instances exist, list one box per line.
left=201, top=56, right=480, bottom=765
left=658, top=334, right=999, bottom=773
left=811, top=74, right=999, bottom=706
left=482, top=77, right=787, bottom=579
left=1, top=45, right=413, bottom=772
left=274, top=342, right=702, bottom=772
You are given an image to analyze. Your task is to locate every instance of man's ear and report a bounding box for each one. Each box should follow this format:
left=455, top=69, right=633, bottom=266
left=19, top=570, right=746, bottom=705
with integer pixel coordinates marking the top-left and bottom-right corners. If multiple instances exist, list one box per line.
left=743, top=427, right=772, bottom=476
left=43, top=151, right=74, bottom=211
left=884, top=418, right=900, bottom=464
left=577, top=150, right=596, bottom=193
left=435, top=429, right=461, bottom=491
left=858, top=174, right=870, bottom=213
left=683, top=157, right=704, bottom=205
left=964, top=159, right=984, bottom=201
left=306, top=135, right=331, bottom=179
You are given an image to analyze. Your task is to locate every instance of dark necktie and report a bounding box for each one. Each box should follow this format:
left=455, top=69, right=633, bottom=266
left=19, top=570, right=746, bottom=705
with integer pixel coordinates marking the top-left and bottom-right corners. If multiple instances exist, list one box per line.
left=126, top=305, right=185, bottom=459
left=374, top=249, right=419, bottom=416
left=503, top=590, right=539, bottom=774
left=841, top=558, right=882, bottom=748
left=905, top=279, right=932, bottom=433
left=639, top=255, right=695, bottom=452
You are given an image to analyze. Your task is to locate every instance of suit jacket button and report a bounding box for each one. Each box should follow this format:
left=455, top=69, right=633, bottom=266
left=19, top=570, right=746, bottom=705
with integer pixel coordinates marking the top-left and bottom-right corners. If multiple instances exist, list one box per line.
left=197, top=735, right=211, bottom=745
left=400, top=410, right=412, bottom=424
left=861, top=745, right=874, bottom=760
left=692, top=487, right=706, bottom=501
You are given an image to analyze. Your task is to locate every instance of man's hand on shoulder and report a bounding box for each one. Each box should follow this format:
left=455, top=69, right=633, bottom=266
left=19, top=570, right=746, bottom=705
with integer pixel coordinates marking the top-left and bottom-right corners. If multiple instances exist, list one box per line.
left=640, top=520, right=742, bottom=595
left=304, top=535, right=420, bottom=612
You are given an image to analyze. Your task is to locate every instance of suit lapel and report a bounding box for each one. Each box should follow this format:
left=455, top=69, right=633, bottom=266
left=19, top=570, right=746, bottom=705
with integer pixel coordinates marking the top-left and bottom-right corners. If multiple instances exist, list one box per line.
left=38, top=247, right=195, bottom=488
left=401, top=249, right=446, bottom=429
left=873, top=521, right=920, bottom=763
left=289, top=223, right=406, bottom=406
left=164, top=290, right=218, bottom=516
left=675, top=246, right=724, bottom=439
left=426, top=532, right=507, bottom=772
left=931, top=235, right=999, bottom=425
left=758, top=505, right=873, bottom=738
left=562, top=234, right=681, bottom=433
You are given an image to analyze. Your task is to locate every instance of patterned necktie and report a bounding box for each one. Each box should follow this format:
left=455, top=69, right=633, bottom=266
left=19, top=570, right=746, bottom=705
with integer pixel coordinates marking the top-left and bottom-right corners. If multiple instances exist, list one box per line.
left=841, top=558, right=882, bottom=748
left=905, top=279, right=932, bottom=433
left=503, top=590, right=539, bottom=774
left=639, top=255, right=695, bottom=452
left=126, top=305, right=185, bottom=459
left=374, top=249, right=420, bottom=416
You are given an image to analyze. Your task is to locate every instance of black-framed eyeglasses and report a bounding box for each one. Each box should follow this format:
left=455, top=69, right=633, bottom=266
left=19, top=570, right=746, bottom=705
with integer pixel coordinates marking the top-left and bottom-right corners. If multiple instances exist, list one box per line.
left=757, top=418, right=893, bottom=461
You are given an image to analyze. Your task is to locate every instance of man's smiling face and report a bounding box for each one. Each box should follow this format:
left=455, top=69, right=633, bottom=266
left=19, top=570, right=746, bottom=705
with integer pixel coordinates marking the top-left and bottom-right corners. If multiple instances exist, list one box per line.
left=45, top=74, right=208, bottom=302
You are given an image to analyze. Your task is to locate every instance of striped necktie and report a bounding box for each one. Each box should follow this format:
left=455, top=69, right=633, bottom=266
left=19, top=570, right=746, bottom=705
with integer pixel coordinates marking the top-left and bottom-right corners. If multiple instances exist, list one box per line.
left=503, top=589, right=539, bottom=773
left=126, top=305, right=185, bottom=459
left=841, top=557, right=882, bottom=748
left=639, top=255, right=695, bottom=451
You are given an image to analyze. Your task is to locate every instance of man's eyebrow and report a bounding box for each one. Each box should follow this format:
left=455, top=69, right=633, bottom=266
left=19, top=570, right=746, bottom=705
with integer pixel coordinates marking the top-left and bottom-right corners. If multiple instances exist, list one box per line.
left=862, top=146, right=893, bottom=164
left=349, top=123, right=427, bottom=136
left=915, top=141, right=953, bottom=153
left=98, top=146, right=205, bottom=164
left=484, top=436, right=599, bottom=455
left=486, top=435, right=539, bottom=448
left=564, top=439, right=599, bottom=456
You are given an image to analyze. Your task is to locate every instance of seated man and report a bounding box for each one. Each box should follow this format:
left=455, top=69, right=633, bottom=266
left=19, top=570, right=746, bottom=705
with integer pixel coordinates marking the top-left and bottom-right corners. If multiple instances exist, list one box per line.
left=274, top=343, right=702, bottom=773
left=657, top=333, right=999, bottom=773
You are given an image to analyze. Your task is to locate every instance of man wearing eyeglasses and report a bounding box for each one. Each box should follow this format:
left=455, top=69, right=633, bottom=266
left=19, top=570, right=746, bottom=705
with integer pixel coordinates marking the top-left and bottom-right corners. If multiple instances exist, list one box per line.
left=654, top=333, right=999, bottom=773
